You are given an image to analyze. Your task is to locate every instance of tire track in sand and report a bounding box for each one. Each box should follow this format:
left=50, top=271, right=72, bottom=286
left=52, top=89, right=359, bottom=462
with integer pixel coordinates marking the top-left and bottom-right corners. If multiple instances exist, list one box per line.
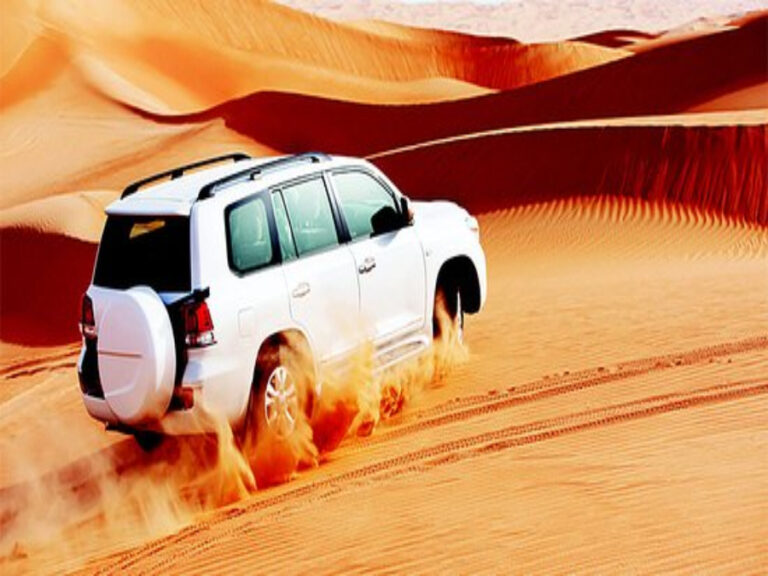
left=373, top=335, right=768, bottom=444
left=96, top=336, right=767, bottom=575
left=102, top=379, right=767, bottom=575
left=0, top=345, right=79, bottom=380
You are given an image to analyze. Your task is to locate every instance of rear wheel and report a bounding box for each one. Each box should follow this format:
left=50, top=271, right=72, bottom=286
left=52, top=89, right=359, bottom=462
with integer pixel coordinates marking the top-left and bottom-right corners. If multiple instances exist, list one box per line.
left=133, top=430, right=164, bottom=452
left=241, top=339, right=314, bottom=445
left=240, top=340, right=315, bottom=485
left=261, top=363, right=301, bottom=438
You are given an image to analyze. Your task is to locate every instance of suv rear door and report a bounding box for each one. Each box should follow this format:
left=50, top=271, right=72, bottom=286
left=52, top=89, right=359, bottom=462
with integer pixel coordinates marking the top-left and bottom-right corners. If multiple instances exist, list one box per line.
left=329, top=169, right=427, bottom=346
left=273, top=175, right=360, bottom=365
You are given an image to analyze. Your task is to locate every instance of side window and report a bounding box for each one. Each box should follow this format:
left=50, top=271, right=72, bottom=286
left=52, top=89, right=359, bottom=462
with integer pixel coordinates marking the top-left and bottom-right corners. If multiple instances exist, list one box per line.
left=281, top=177, right=339, bottom=256
left=333, top=171, right=398, bottom=240
left=227, top=196, right=273, bottom=272
left=271, top=191, right=297, bottom=262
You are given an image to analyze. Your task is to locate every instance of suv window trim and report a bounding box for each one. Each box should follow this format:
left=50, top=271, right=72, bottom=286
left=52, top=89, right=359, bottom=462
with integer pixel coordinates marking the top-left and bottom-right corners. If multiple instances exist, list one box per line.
left=271, top=172, right=346, bottom=259
left=223, top=166, right=395, bottom=275
left=270, top=189, right=299, bottom=262
left=326, top=167, right=402, bottom=244
left=224, top=189, right=281, bottom=277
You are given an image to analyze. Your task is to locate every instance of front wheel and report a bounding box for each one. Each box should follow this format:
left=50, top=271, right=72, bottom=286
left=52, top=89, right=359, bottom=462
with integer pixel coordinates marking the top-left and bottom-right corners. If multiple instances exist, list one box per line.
left=433, top=283, right=464, bottom=344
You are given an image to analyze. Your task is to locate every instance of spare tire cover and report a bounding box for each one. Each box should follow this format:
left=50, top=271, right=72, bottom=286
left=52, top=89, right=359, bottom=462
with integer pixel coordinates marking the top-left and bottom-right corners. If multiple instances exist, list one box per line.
left=97, top=286, right=176, bottom=425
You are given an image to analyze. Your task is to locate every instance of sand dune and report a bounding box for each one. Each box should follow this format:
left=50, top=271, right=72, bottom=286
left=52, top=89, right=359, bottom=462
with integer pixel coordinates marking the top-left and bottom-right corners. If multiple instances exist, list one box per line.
left=0, top=228, right=96, bottom=346
left=0, top=56, right=269, bottom=211
left=370, top=115, right=768, bottom=224
left=2, top=196, right=766, bottom=574
left=1, top=1, right=767, bottom=573
left=166, top=13, right=766, bottom=155
left=0, top=34, right=70, bottom=111
left=2, top=0, right=627, bottom=115
left=0, top=191, right=115, bottom=243
left=0, top=0, right=38, bottom=77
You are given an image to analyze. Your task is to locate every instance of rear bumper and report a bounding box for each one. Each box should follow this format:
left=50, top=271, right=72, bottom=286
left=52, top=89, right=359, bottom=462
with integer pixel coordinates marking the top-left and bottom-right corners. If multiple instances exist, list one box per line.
left=81, top=389, right=239, bottom=436
left=78, top=349, right=250, bottom=436
left=82, top=393, right=119, bottom=425
left=159, top=389, right=242, bottom=435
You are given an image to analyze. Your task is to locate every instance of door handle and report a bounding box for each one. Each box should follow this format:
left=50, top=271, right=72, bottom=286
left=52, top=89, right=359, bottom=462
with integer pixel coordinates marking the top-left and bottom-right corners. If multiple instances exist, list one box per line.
left=291, top=282, right=311, bottom=298
left=358, top=257, right=376, bottom=274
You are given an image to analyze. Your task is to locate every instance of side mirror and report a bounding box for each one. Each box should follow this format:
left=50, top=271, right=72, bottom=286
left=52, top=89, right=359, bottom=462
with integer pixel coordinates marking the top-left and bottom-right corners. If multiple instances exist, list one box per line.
left=371, top=198, right=414, bottom=236
left=371, top=206, right=401, bottom=236
left=400, top=196, right=414, bottom=226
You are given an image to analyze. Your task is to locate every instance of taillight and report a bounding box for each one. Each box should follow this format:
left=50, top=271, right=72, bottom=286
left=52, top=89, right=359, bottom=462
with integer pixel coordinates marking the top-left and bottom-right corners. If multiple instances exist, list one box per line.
left=80, top=293, right=97, bottom=339
left=183, top=299, right=216, bottom=348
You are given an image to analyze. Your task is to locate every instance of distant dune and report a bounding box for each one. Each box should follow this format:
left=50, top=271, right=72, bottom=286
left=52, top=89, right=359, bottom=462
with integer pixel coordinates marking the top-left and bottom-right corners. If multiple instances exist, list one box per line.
left=278, top=0, right=768, bottom=42
left=160, top=14, right=766, bottom=156
left=1, top=0, right=627, bottom=115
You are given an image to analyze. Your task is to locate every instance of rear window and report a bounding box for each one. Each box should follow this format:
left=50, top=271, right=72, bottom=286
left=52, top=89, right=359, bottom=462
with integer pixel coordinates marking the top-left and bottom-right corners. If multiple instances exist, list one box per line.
left=93, top=216, right=191, bottom=292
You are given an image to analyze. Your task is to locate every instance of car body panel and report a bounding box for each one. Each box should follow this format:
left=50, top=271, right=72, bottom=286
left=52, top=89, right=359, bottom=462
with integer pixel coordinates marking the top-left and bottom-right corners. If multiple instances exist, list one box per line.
left=78, top=155, right=487, bottom=436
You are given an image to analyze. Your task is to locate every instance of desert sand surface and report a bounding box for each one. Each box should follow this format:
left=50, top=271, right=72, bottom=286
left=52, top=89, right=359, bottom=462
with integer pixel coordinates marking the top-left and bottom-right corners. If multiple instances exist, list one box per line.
left=1, top=1, right=766, bottom=574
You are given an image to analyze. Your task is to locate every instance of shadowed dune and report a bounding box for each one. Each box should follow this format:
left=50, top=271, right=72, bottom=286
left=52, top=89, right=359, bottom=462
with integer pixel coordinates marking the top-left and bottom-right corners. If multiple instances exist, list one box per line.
left=0, top=229, right=97, bottom=346
left=0, top=192, right=111, bottom=345
left=1, top=117, right=764, bottom=348
left=574, top=29, right=658, bottom=48
left=371, top=120, right=768, bottom=224
left=158, top=13, right=766, bottom=154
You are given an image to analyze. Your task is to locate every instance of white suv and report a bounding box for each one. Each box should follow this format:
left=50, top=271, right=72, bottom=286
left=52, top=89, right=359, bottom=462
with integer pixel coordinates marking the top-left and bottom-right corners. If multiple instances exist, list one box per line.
left=77, top=153, right=486, bottom=449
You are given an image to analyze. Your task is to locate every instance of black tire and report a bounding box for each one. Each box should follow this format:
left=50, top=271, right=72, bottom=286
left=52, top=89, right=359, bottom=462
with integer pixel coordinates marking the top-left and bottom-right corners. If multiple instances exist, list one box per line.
left=241, top=339, right=314, bottom=449
left=240, top=340, right=315, bottom=486
left=433, top=282, right=464, bottom=343
left=133, top=430, right=164, bottom=452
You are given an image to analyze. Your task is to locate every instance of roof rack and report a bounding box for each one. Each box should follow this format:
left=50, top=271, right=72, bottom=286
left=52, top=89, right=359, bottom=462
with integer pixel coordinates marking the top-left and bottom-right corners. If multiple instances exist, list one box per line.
left=121, top=153, right=251, bottom=199
left=197, top=152, right=330, bottom=200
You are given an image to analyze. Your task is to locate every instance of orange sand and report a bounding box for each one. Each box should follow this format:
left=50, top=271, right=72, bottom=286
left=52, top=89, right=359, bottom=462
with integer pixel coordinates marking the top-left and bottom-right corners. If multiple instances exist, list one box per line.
left=1, top=1, right=766, bottom=574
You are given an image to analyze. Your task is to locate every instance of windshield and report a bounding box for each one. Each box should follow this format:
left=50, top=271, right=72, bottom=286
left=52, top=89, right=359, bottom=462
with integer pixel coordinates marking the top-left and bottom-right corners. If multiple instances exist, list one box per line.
left=93, top=215, right=191, bottom=293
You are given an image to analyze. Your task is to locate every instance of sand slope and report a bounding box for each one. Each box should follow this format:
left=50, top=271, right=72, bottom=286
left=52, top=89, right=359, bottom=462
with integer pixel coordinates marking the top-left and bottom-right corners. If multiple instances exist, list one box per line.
left=2, top=197, right=766, bottom=574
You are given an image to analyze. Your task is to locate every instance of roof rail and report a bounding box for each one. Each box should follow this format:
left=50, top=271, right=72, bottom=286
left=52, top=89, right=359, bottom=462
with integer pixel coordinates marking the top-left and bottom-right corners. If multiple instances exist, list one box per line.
left=197, top=152, right=330, bottom=200
left=121, top=153, right=251, bottom=199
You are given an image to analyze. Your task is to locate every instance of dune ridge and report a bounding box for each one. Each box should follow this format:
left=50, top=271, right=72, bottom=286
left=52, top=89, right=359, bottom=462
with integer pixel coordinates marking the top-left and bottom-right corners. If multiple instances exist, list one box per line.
left=159, top=13, right=766, bottom=155
left=1, top=0, right=629, bottom=114
left=371, top=120, right=768, bottom=225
